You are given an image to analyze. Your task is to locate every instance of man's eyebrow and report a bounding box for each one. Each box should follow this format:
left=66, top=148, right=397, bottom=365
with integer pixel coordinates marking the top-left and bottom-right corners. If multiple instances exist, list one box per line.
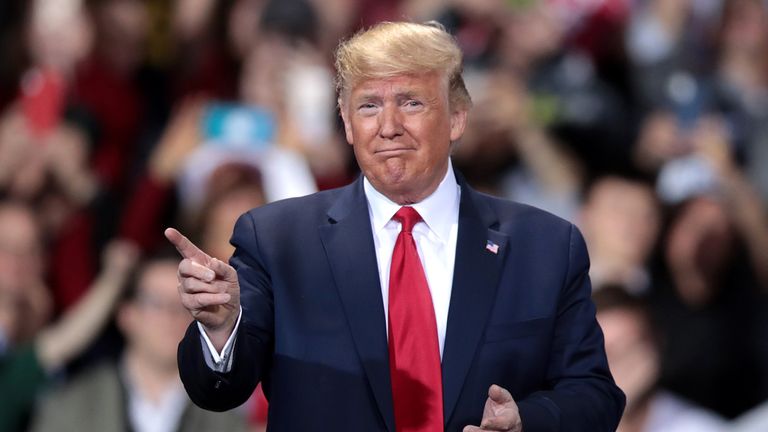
left=395, top=91, right=420, bottom=99
left=399, top=92, right=439, bottom=105
left=353, top=92, right=382, bottom=102
left=352, top=89, right=428, bottom=102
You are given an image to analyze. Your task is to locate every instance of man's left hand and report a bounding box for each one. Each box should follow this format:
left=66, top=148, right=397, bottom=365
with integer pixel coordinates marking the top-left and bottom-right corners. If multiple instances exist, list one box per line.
left=463, top=384, right=522, bottom=432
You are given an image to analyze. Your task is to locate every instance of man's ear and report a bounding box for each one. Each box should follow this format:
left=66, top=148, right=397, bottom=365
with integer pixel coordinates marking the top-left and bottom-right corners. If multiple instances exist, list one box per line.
left=338, top=98, right=354, bottom=145
left=449, top=108, right=468, bottom=142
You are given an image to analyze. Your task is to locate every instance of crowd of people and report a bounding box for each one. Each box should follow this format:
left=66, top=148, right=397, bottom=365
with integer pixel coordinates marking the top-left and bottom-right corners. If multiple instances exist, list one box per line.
left=0, top=0, right=766, bottom=431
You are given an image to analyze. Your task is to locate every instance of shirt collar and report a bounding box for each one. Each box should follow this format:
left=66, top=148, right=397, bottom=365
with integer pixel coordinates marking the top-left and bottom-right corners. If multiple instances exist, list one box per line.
left=363, top=159, right=459, bottom=243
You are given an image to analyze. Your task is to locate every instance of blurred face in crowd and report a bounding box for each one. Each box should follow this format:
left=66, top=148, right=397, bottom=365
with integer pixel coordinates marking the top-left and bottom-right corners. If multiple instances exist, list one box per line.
left=172, top=0, right=216, bottom=41
left=720, top=0, right=768, bottom=56
left=0, top=204, right=51, bottom=344
left=580, top=178, right=660, bottom=265
left=27, top=0, right=93, bottom=72
left=498, top=4, right=563, bottom=71
left=227, top=0, right=267, bottom=59
left=202, top=187, right=265, bottom=261
left=240, top=34, right=289, bottom=113
left=340, top=71, right=467, bottom=204
left=94, top=0, right=149, bottom=73
left=120, top=260, right=191, bottom=370
left=666, top=197, right=734, bottom=305
left=0, top=204, right=44, bottom=293
left=598, top=307, right=658, bottom=412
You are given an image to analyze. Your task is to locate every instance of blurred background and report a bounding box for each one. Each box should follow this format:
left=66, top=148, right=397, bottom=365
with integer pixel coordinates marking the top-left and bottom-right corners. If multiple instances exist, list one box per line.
left=0, top=0, right=767, bottom=431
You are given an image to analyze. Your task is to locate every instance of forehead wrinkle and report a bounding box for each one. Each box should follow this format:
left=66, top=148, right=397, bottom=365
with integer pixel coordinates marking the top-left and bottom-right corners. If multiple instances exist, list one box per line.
left=344, top=76, right=451, bottom=114
left=356, top=83, right=441, bottom=100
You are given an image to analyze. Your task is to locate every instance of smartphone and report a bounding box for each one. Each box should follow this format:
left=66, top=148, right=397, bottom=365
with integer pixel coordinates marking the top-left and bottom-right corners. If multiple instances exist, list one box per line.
left=656, top=155, right=719, bottom=204
left=667, top=71, right=706, bottom=131
left=202, top=103, right=275, bottom=150
left=20, top=68, right=66, bottom=139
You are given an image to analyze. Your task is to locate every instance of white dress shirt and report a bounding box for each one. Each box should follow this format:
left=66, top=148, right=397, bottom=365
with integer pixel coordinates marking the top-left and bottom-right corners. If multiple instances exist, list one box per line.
left=122, top=363, right=188, bottom=432
left=200, top=160, right=460, bottom=368
left=363, top=160, right=460, bottom=357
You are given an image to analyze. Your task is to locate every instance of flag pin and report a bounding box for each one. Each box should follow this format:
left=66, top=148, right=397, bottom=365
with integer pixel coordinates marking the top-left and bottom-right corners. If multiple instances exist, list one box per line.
left=485, top=240, right=499, bottom=254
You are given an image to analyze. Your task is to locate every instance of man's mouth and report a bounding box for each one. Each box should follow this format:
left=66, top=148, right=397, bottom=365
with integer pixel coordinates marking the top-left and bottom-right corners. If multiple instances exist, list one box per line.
left=375, top=147, right=414, bottom=155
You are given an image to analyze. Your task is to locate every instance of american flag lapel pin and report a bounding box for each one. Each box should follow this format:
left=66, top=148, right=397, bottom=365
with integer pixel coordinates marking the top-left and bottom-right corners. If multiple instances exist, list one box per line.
left=485, top=240, right=499, bottom=254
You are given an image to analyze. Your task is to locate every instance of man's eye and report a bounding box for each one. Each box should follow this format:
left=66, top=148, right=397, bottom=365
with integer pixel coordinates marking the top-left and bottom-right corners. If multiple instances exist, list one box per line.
left=403, top=100, right=424, bottom=111
left=356, top=103, right=379, bottom=116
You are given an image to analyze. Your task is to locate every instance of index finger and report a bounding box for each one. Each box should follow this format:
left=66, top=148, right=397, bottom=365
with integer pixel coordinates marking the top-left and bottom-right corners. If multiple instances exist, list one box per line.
left=164, top=227, right=210, bottom=265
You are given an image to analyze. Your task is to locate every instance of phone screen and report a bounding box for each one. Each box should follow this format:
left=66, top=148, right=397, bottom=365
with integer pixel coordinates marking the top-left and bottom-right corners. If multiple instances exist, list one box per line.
left=202, top=103, right=275, bottom=150
left=656, top=155, right=719, bottom=204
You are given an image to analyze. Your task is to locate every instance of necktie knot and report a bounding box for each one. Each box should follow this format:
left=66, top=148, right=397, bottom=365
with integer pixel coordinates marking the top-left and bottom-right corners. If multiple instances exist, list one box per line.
left=393, top=207, right=422, bottom=233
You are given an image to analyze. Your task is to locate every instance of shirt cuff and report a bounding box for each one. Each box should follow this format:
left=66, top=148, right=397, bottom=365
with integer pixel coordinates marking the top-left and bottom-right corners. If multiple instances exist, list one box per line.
left=197, top=306, right=242, bottom=373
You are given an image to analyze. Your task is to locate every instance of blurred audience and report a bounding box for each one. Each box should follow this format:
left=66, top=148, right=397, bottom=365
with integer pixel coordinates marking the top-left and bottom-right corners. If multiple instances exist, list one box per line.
left=29, top=254, right=246, bottom=432
left=650, top=193, right=768, bottom=418
left=0, top=202, right=52, bottom=342
left=579, top=176, right=660, bottom=294
left=715, top=0, right=768, bottom=203
left=0, top=200, right=138, bottom=432
left=595, top=286, right=727, bottom=432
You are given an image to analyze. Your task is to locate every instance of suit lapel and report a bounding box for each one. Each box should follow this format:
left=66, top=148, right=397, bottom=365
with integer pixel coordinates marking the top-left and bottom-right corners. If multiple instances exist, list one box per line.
left=318, top=178, right=395, bottom=432
left=317, top=174, right=508, bottom=429
left=442, top=179, right=508, bottom=425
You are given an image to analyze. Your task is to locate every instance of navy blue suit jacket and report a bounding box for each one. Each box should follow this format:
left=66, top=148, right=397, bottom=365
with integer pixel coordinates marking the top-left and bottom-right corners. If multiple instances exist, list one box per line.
left=177, top=173, right=625, bottom=431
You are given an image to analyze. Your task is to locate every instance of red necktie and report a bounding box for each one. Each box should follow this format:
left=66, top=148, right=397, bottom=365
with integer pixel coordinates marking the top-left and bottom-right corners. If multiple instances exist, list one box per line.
left=388, top=207, right=444, bottom=432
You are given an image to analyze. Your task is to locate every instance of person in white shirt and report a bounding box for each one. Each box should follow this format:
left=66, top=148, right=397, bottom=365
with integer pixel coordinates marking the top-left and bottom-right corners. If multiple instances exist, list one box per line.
left=30, top=255, right=247, bottom=432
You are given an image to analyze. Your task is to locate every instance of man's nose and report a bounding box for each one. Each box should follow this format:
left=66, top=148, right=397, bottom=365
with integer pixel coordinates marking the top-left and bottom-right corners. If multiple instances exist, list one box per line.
left=379, top=104, right=404, bottom=139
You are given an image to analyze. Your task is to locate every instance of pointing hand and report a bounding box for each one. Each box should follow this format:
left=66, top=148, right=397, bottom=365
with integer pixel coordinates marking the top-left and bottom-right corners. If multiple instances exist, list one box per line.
left=165, top=227, right=240, bottom=349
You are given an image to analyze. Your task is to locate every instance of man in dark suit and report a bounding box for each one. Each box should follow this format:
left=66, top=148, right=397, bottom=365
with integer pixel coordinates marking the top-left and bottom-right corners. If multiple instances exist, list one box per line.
left=166, top=21, right=624, bottom=432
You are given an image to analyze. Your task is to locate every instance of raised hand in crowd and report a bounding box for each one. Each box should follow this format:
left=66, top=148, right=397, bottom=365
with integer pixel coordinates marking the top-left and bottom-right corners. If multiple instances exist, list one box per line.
left=0, top=105, right=97, bottom=205
left=149, top=98, right=205, bottom=183
left=693, top=116, right=768, bottom=291
left=35, top=239, right=139, bottom=371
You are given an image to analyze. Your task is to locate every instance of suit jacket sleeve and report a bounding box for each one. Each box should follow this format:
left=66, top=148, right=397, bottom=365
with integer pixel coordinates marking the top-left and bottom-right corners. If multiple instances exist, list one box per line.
left=177, top=211, right=274, bottom=412
left=516, top=225, right=625, bottom=431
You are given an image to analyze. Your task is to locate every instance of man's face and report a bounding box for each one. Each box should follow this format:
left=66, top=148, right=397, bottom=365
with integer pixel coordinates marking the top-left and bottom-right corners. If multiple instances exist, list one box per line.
left=340, top=72, right=467, bottom=204
left=120, top=261, right=191, bottom=370
left=598, top=308, right=658, bottom=412
left=580, top=179, right=659, bottom=264
left=0, top=207, right=43, bottom=292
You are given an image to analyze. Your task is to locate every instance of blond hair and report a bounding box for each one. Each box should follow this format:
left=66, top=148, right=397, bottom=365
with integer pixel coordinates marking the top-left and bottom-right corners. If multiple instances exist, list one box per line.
left=335, top=21, right=472, bottom=110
